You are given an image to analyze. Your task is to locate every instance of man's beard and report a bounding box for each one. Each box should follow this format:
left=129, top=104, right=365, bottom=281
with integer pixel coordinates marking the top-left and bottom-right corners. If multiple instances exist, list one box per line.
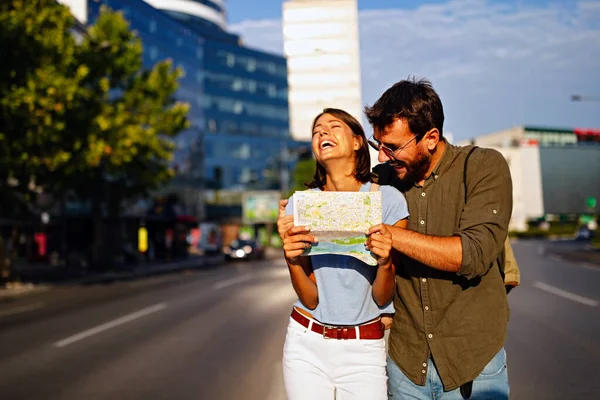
left=389, top=147, right=431, bottom=185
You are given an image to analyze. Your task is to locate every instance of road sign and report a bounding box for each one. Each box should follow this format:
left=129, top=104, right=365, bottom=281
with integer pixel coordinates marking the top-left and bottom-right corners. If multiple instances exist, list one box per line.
left=242, top=191, right=280, bottom=224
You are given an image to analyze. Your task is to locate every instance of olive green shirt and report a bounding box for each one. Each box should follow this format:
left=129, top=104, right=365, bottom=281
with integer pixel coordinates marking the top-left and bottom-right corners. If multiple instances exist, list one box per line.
left=374, top=141, right=512, bottom=391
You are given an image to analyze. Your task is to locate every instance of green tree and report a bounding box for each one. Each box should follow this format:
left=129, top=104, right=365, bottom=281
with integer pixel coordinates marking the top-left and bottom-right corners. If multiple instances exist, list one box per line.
left=287, top=156, right=316, bottom=197
left=0, top=1, right=190, bottom=267
left=0, top=0, right=84, bottom=205
left=71, top=7, right=189, bottom=266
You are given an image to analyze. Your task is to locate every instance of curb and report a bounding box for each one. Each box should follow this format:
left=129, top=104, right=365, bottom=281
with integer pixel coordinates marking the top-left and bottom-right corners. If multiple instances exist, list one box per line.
left=1, top=254, right=226, bottom=298
left=0, top=282, right=51, bottom=301
left=77, top=254, right=225, bottom=285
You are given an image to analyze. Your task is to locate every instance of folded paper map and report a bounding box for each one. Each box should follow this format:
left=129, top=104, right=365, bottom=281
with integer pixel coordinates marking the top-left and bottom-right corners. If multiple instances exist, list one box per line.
left=293, top=191, right=382, bottom=265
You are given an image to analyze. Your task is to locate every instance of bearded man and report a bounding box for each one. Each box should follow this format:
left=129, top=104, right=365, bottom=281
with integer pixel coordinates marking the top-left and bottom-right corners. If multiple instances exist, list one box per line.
left=366, top=77, right=512, bottom=400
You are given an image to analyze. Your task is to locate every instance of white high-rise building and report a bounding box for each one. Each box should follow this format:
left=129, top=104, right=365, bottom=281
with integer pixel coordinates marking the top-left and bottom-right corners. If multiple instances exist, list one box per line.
left=283, top=0, right=362, bottom=141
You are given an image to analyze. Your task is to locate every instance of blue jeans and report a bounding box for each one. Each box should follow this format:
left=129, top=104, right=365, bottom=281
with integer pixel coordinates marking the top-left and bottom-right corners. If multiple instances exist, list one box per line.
left=387, top=348, right=509, bottom=400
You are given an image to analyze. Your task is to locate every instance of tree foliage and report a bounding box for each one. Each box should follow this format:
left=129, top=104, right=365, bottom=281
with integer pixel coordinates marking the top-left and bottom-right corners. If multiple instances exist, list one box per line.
left=287, top=156, right=316, bottom=198
left=0, top=0, right=189, bottom=207
left=0, top=0, right=82, bottom=198
left=0, top=0, right=190, bottom=266
left=66, top=5, right=190, bottom=207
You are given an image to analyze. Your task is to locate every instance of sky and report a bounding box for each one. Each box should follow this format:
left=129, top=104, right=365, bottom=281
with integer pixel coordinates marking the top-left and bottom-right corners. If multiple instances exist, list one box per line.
left=227, top=0, right=600, bottom=142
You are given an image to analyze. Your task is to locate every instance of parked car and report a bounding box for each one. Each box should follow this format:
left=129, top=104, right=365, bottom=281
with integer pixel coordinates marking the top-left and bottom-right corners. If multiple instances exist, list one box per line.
left=224, top=239, right=265, bottom=261
left=575, top=226, right=595, bottom=241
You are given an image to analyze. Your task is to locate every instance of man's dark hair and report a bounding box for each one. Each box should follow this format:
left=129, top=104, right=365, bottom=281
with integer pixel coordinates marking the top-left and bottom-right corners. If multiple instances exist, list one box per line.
left=306, top=108, right=371, bottom=189
left=364, top=77, right=444, bottom=139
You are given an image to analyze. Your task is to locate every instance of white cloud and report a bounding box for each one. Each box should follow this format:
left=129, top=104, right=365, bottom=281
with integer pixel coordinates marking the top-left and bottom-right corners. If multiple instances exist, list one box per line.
left=231, top=0, right=600, bottom=141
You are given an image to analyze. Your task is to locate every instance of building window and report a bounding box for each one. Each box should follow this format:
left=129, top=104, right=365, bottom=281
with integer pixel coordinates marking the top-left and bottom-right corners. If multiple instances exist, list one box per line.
left=149, top=19, right=157, bottom=33
left=239, top=168, right=251, bottom=184
left=247, top=58, right=256, bottom=72
left=226, top=53, right=235, bottom=68
left=201, top=95, right=211, bottom=108
left=233, top=144, right=250, bottom=160
left=233, top=102, right=243, bottom=114
left=149, top=46, right=158, bottom=61
left=208, top=119, right=217, bottom=133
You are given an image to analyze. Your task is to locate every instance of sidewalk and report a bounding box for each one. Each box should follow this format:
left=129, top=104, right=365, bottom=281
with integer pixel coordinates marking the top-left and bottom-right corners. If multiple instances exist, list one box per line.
left=1, top=253, right=224, bottom=301
left=0, top=281, right=51, bottom=301
left=1, top=247, right=284, bottom=301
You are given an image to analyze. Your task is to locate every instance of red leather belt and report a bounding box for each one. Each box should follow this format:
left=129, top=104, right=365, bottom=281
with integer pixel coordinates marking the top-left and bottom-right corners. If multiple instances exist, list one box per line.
left=291, top=308, right=384, bottom=340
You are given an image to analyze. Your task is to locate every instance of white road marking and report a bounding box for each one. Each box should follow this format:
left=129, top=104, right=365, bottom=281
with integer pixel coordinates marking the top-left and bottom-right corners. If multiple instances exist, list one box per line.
left=212, top=275, right=253, bottom=290
left=0, top=302, right=45, bottom=318
left=53, top=303, right=167, bottom=348
left=580, top=263, right=600, bottom=272
left=545, top=255, right=600, bottom=272
left=128, top=275, right=181, bottom=288
left=532, top=281, right=598, bottom=307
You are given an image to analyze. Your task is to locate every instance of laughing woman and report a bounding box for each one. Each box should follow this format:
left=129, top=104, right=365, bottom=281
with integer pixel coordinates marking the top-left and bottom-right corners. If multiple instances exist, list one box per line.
left=277, top=108, right=409, bottom=400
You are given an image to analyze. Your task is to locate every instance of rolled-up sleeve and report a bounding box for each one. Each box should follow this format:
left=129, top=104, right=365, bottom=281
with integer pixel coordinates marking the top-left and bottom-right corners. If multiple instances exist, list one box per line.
left=456, top=149, right=513, bottom=280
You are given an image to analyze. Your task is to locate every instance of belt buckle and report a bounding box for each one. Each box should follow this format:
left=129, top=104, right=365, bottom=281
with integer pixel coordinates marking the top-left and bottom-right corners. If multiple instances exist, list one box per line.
left=322, top=325, right=347, bottom=340
left=322, top=324, right=334, bottom=339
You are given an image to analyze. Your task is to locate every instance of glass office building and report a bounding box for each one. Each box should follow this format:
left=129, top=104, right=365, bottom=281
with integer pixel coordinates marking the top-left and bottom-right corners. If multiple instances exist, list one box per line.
left=87, top=0, right=309, bottom=219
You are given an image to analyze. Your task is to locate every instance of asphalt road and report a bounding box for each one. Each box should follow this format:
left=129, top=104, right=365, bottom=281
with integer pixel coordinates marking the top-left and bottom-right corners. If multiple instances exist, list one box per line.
left=0, top=257, right=296, bottom=400
left=0, top=240, right=598, bottom=400
left=506, top=239, right=600, bottom=399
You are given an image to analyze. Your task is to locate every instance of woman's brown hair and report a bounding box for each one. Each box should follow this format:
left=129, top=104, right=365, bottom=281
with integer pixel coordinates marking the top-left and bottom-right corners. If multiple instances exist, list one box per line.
left=306, top=108, right=371, bottom=189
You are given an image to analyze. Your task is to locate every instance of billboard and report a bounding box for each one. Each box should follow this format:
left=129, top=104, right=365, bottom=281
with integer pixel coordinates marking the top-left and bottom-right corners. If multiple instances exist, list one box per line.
left=539, top=147, right=600, bottom=214
left=242, top=191, right=281, bottom=224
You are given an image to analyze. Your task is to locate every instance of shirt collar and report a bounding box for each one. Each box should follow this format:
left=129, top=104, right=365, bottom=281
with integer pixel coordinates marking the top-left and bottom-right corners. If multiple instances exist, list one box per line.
left=415, top=138, right=456, bottom=188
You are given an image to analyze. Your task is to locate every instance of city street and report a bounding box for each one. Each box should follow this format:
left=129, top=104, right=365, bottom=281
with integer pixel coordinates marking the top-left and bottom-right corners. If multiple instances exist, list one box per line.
left=0, top=240, right=599, bottom=399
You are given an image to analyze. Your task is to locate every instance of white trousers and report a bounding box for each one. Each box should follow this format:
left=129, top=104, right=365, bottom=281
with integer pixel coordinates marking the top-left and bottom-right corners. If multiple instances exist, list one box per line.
left=282, top=316, right=387, bottom=400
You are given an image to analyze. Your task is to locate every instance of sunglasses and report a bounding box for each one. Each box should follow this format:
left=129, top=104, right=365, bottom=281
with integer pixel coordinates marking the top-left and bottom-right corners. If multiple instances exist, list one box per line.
left=367, top=134, right=418, bottom=161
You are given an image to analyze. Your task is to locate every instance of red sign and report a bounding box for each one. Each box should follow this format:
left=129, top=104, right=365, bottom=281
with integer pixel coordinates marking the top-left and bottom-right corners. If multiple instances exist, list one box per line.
left=519, top=139, right=539, bottom=147
left=190, top=228, right=200, bottom=247
left=34, top=232, right=47, bottom=257
left=574, top=128, right=600, bottom=137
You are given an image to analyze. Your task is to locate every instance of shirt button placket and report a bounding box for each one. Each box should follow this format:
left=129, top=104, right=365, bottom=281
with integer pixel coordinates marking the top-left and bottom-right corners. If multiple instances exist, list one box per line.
left=422, top=276, right=435, bottom=346
left=417, top=186, right=433, bottom=369
left=417, top=189, right=427, bottom=234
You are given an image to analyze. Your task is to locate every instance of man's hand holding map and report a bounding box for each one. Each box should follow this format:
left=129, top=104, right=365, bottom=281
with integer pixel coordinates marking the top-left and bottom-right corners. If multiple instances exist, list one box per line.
left=293, top=191, right=383, bottom=265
